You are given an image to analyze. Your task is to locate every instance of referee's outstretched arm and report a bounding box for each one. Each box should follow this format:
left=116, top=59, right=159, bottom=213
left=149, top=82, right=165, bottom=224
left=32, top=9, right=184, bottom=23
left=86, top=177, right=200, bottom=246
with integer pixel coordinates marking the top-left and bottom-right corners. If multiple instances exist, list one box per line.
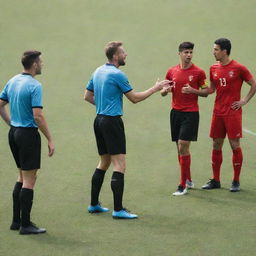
left=125, top=79, right=171, bottom=104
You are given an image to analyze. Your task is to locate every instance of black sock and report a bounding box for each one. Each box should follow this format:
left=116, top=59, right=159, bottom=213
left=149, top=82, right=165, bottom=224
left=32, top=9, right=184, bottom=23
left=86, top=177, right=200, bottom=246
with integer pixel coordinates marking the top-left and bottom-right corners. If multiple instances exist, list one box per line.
left=111, top=172, right=124, bottom=211
left=20, top=188, right=34, bottom=227
left=91, top=168, right=106, bottom=206
left=12, top=182, right=23, bottom=224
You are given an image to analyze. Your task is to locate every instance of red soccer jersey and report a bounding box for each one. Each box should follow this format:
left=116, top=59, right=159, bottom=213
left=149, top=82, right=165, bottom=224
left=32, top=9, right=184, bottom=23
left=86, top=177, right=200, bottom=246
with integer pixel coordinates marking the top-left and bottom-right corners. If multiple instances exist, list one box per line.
left=165, top=64, right=207, bottom=112
left=210, top=60, right=253, bottom=116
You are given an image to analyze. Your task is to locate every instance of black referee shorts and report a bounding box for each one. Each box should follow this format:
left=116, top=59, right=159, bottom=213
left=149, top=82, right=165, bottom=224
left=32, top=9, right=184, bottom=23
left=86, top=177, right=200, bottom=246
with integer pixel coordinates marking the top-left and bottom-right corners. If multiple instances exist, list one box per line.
left=8, top=126, right=41, bottom=170
left=94, top=115, right=126, bottom=155
left=170, top=109, right=199, bottom=142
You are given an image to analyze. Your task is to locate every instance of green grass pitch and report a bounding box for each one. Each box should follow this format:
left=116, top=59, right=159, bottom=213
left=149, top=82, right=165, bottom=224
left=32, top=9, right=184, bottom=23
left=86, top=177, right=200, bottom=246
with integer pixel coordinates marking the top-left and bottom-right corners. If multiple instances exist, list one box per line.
left=0, top=1, right=256, bottom=255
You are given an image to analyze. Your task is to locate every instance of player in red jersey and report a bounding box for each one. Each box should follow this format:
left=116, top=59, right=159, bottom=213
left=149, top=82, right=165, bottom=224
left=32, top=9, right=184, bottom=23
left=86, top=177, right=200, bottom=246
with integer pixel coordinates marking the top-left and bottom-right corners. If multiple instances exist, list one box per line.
left=161, top=42, right=208, bottom=196
left=202, top=38, right=256, bottom=192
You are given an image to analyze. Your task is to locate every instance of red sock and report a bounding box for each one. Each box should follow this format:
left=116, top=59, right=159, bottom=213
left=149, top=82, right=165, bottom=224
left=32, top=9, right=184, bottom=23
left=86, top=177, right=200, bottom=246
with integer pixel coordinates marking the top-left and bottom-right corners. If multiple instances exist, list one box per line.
left=186, top=154, right=191, bottom=182
left=212, top=149, right=222, bottom=182
left=232, top=147, right=243, bottom=182
left=180, top=155, right=190, bottom=187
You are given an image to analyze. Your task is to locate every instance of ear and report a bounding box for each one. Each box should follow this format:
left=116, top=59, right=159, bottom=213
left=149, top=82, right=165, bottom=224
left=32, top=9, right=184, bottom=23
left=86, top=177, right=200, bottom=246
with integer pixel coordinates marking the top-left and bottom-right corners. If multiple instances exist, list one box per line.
left=32, top=61, right=38, bottom=69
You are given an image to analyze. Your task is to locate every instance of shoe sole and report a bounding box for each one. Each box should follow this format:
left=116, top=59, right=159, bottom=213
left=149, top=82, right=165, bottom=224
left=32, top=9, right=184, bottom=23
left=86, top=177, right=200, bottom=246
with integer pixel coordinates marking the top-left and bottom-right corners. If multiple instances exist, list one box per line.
left=88, top=210, right=109, bottom=213
left=172, top=192, right=188, bottom=196
left=20, top=230, right=46, bottom=235
left=201, top=186, right=221, bottom=189
left=112, top=216, right=138, bottom=219
left=230, top=189, right=240, bottom=192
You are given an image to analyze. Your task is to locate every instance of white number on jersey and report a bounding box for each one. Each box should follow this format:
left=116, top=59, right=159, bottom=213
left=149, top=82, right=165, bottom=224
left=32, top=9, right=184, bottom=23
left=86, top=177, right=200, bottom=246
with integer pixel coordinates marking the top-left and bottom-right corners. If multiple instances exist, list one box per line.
left=219, top=78, right=227, bottom=87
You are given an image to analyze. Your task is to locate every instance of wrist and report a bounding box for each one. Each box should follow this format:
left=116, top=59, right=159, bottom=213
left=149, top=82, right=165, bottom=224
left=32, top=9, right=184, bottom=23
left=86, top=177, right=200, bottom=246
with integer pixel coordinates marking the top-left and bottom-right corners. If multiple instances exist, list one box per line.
left=150, top=86, right=157, bottom=94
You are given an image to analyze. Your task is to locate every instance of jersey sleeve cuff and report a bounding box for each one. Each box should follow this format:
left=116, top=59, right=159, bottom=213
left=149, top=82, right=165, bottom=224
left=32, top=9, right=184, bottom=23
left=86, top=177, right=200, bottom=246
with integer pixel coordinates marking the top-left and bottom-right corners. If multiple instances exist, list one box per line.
left=0, top=98, right=8, bottom=102
left=124, top=89, right=133, bottom=94
left=32, top=106, right=43, bottom=109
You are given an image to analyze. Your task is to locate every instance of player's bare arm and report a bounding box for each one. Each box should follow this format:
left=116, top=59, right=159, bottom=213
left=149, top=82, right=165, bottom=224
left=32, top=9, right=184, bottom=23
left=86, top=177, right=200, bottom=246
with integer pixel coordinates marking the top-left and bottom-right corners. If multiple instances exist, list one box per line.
left=0, top=99, right=10, bottom=125
left=231, top=78, right=256, bottom=110
left=84, top=89, right=95, bottom=105
left=181, top=84, right=209, bottom=97
left=125, top=79, right=171, bottom=103
left=206, top=81, right=216, bottom=95
left=33, top=108, right=55, bottom=157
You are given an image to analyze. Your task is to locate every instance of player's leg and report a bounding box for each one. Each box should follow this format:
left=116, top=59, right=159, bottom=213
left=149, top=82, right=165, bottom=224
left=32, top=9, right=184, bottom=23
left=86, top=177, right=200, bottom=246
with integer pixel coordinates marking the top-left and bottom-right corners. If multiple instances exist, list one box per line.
left=178, top=139, right=191, bottom=187
left=202, top=115, right=225, bottom=189
left=20, top=169, right=37, bottom=229
left=111, top=153, right=126, bottom=212
left=19, top=169, right=46, bottom=235
left=173, top=111, right=198, bottom=195
left=226, top=114, right=242, bottom=192
left=170, top=110, right=187, bottom=195
left=228, top=138, right=242, bottom=192
left=10, top=169, right=23, bottom=230
left=202, top=138, right=223, bottom=189
left=8, top=127, right=24, bottom=230
left=17, top=128, right=45, bottom=235
left=88, top=154, right=111, bottom=213
left=88, top=115, right=110, bottom=213
left=110, top=154, right=137, bottom=219
left=212, top=138, right=224, bottom=181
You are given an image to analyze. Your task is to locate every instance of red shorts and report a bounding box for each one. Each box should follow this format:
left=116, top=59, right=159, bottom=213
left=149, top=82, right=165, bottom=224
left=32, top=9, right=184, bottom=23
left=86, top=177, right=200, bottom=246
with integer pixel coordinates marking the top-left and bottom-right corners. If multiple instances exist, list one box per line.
left=210, top=114, right=242, bottom=139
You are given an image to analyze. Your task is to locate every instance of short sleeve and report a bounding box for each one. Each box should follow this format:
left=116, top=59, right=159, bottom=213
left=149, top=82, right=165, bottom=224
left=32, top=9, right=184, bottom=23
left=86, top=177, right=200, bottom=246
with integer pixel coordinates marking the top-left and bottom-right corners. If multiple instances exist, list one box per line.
left=0, top=84, right=9, bottom=102
left=209, top=66, right=214, bottom=82
left=31, top=84, right=43, bottom=108
left=198, top=70, right=207, bottom=88
left=86, top=74, right=94, bottom=92
left=116, top=72, right=133, bottom=93
left=165, top=69, right=172, bottom=80
left=240, top=65, right=253, bottom=82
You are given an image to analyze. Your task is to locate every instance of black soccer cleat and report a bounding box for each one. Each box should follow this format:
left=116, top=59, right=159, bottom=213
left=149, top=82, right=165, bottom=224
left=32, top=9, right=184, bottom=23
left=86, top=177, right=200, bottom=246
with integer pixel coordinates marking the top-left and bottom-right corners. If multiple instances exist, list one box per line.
left=10, top=222, right=20, bottom=231
left=19, top=222, right=46, bottom=235
left=230, top=180, right=240, bottom=192
left=202, top=179, right=221, bottom=189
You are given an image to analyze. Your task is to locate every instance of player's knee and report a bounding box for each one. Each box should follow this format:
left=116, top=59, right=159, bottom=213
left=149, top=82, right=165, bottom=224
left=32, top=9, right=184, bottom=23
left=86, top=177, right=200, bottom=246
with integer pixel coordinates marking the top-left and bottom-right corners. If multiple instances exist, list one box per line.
left=178, top=141, right=190, bottom=155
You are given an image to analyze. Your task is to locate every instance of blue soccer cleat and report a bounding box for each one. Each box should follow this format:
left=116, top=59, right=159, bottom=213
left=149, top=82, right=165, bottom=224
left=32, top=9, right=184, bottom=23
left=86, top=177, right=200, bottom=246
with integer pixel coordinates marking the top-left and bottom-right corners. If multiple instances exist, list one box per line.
left=112, top=208, right=138, bottom=219
left=88, top=203, right=109, bottom=213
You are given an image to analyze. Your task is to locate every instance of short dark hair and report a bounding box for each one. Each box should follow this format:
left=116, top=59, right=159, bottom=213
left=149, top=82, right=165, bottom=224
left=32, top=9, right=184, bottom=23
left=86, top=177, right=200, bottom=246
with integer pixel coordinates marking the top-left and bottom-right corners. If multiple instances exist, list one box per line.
left=214, top=38, right=231, bottom=55
left=105, top=41, right=123, bottom=60
left=21, top=50, right=41, bottom=69
left=178, top=42, right=194, bottom=52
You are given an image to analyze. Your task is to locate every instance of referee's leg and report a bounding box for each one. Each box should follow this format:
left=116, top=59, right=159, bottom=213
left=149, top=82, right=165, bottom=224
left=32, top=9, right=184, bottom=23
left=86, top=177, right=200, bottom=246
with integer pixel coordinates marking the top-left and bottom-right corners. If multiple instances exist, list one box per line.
left=88, top=154, right=111, bottom=211
left=111, top=154, right=138, bottom=219
left=19, top=169, right=46, bottom=234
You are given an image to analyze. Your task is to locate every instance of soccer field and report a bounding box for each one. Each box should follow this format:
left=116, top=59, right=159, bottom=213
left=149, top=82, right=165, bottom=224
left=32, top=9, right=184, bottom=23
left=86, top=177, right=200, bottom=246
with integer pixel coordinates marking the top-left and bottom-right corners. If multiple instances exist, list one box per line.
left=1, top=1, right=256, bottom=255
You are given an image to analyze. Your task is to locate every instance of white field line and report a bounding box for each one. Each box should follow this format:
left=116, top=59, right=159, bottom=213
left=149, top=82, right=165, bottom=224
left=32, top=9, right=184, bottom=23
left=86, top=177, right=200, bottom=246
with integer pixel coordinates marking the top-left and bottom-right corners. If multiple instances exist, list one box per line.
left=243, top=128, right=256, bottom=136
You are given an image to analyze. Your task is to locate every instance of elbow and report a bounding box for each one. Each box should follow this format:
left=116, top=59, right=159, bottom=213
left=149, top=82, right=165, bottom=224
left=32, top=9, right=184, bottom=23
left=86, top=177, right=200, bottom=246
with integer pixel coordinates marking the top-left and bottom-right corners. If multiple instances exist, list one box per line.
left=130, top=98, right=139, bottom=104
left=34, top=114, right=43, bottom=124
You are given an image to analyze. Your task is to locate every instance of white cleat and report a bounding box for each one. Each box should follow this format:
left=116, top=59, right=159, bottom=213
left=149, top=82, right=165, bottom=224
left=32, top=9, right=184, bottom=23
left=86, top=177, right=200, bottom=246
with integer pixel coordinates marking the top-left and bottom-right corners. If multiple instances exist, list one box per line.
left=172, top=185, right=188, bottom=196
left=186, top=180, right=194, bottom=189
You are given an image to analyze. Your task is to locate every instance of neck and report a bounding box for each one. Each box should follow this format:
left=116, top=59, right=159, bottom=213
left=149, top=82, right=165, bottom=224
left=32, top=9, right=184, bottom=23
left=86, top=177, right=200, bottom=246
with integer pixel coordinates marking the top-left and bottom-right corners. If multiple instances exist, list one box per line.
left=23, top=69, right=35, bottom=77
left=219, top=56, right=231, bottom=66
left=180, top=61, right=192, bottom=69
left=108, top=60, right=119, bottom=68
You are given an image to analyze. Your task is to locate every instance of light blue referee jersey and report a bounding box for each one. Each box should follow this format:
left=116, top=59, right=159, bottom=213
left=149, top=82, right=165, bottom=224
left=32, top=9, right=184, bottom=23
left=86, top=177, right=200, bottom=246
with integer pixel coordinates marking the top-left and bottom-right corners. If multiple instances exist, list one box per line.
left=86, top=64, right=133, bottom=116
left=0, top=73, right=43, bottom=127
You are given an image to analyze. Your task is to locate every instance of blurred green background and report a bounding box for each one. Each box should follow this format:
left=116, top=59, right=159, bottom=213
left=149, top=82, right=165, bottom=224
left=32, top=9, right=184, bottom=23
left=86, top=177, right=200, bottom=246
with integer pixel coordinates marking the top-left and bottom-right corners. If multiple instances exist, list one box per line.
left=0, top=1, right=256, bottom=255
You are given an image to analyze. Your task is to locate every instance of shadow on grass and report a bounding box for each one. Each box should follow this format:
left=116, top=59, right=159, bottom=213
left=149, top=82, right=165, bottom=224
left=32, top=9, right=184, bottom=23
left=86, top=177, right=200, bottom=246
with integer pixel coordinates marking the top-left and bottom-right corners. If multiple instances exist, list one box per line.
left=189, top=187, right=256, bottom=205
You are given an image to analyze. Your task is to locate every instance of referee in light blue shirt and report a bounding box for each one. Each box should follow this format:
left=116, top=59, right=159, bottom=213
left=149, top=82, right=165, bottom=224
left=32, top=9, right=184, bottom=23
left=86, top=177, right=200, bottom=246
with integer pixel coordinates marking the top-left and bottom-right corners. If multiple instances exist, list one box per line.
left=84, top=41, right=171, bottom=219
left=0, top=50, right=55, bottom=234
